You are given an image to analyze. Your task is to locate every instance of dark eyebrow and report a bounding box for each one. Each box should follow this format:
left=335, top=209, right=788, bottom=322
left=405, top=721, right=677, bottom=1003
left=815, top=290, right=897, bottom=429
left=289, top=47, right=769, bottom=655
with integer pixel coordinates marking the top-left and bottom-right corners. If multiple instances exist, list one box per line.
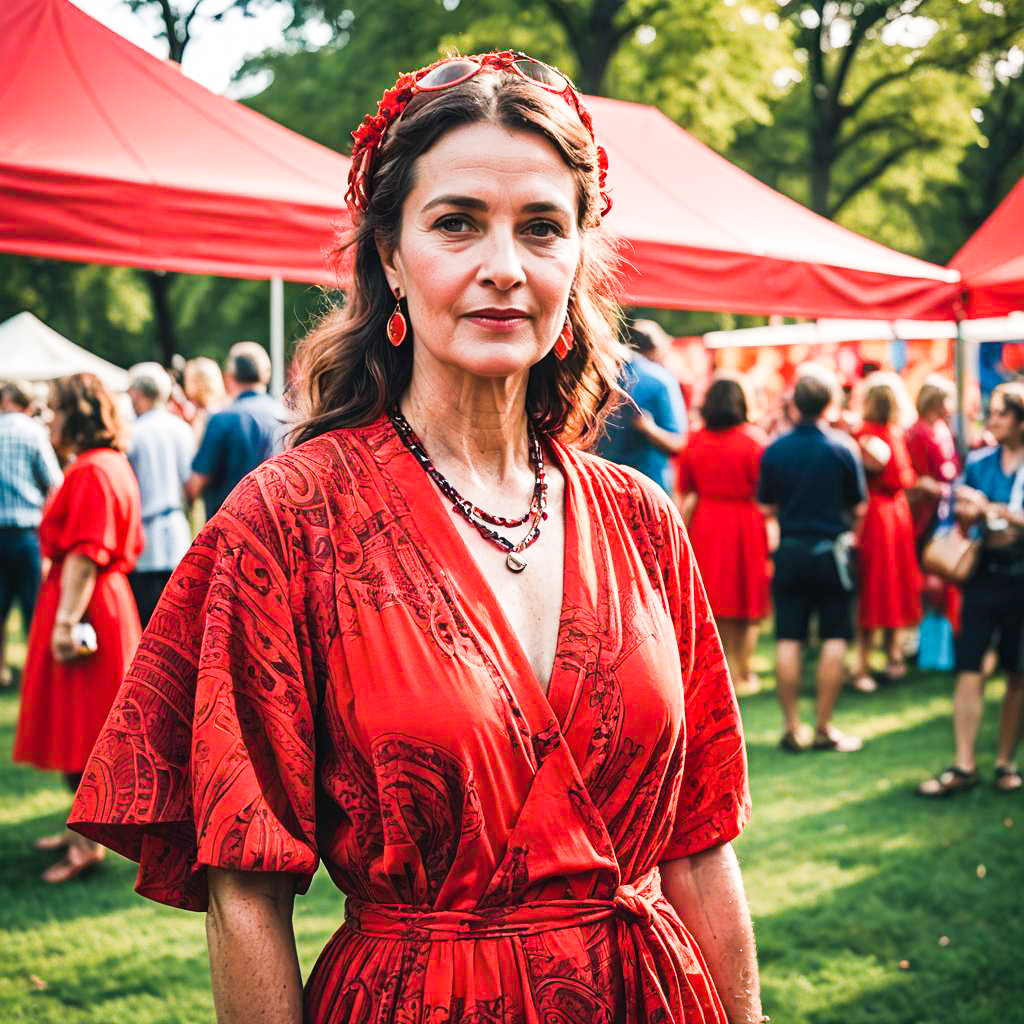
left=421, top=195, right=571, bottom=216
left=422, top=195, right=488, bottom=213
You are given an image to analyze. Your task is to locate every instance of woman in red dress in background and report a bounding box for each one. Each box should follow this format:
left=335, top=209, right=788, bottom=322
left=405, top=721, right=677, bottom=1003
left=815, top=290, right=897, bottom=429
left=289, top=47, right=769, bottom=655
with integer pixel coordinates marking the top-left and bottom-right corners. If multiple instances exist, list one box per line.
left=14, top=373, right=142, bottom=882
left=905, top=376, right=962, bottom=643
left=853, top=374, right=921, bottom=691
left=678, top=371, right=770, bottom=694
left=905, top=376, right=960, bottom=548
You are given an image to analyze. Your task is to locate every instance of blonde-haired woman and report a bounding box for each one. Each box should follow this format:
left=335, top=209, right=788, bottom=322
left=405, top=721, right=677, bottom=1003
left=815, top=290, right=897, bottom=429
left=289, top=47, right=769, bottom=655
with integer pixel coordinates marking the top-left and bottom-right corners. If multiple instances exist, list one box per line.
left=853, top=373, right=921, bottom=691
left=182, top=356, right=226, bottom=446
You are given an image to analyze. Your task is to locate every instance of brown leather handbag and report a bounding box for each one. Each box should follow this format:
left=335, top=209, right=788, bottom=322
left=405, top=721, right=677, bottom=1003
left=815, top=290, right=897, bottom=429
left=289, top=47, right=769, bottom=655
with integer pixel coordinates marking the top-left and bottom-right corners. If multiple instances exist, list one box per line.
left=921, top=527, right=981, bottom=585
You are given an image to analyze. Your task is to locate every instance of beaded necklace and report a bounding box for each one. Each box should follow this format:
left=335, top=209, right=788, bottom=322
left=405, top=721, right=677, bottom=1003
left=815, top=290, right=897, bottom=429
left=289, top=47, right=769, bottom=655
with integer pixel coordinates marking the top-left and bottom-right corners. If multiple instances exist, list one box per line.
left=389, top=406, right=548, bottom=573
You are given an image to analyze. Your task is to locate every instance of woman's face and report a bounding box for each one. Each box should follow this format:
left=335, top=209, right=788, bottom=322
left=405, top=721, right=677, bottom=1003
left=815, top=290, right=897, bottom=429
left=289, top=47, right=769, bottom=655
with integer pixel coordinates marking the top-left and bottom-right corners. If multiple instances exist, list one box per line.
left=988, top=395, right=1024, bottom=444
left=380, top=122, right=582, bottom=383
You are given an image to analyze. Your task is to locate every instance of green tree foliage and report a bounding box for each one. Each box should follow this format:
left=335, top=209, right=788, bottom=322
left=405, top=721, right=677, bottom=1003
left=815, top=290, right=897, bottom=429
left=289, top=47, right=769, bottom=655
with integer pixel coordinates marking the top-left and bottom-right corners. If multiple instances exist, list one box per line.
left=0, top=257, right=154, bottom=367
left=920, top=67, right=1024, bottom=262
left=732, top=0, right=1024, bottom=258
left=243, top=0, right=792, bottom=153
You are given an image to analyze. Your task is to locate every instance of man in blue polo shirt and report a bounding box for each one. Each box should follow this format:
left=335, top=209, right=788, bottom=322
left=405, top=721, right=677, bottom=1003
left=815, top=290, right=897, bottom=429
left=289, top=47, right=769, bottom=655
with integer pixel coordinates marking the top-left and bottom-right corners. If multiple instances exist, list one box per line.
left=595, top=320, right=687, bottom=493
left=759, top=365, right=867, bottom=754
left=186, top=342, right=287, bottom=519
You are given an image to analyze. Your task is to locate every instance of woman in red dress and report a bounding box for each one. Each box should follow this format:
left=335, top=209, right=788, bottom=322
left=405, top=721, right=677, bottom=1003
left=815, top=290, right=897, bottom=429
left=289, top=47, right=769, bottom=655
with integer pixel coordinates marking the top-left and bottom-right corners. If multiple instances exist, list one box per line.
left=905, top=376, right=960, bottom=547
left=69, top=53, right=764, bottom=1024
left=678, top=371, right=770, bottom=694
left=905, top=376, right=962, bottom=641
left=853, top=374, right=922, bottom=691
left=14, top=373, right=142, bottom=882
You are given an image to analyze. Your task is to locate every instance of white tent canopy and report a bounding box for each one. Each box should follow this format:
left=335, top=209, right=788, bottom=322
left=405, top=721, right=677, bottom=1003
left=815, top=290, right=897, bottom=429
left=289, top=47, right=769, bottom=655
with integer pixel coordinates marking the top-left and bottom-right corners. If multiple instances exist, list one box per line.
left=0, top=311, right=129, bottom=391
left=704, top=312, right=1024, bottom=349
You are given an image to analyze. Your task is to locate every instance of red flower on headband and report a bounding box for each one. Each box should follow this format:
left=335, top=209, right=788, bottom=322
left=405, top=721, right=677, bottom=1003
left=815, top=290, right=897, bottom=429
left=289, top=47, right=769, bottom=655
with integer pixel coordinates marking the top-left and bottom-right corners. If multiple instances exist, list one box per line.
left=344, top=53, right=612, bottom=220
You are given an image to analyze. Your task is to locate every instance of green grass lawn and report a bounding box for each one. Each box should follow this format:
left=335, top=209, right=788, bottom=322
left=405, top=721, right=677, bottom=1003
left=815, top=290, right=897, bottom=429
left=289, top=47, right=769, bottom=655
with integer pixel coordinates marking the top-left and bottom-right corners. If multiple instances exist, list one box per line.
left=2, top=616, right=1021, bottom=1023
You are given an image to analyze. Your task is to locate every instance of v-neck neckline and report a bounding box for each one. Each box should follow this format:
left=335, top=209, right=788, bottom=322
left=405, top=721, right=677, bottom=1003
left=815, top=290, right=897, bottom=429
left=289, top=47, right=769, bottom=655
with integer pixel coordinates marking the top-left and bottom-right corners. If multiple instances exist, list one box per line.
left=381, top=414, right=579, bottom=713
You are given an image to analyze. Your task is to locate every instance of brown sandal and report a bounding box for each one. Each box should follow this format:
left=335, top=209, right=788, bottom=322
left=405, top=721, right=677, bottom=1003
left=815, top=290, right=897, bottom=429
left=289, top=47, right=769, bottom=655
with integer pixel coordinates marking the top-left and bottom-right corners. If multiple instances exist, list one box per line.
left=41, top=846, right=105, bottom=884
left=994, top=765, right=1022, bottom=793
left=812, top=728, right=863, bottom=753
left=779, top=731, right=805, bottom=753
left=34, top=831, right=71, bottom=853
left=916, top=766, right=979, bottom=798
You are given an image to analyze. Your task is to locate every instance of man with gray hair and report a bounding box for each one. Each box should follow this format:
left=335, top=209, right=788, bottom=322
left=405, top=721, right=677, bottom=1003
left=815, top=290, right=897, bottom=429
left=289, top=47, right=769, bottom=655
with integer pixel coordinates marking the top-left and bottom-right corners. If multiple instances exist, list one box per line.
left=759, top=364, right=868, bottom=753
left=0, top=380, right=62, bottom=685
left=185, top=341, right=287, bottom=518
left=127, top=362, right=196, bottom=627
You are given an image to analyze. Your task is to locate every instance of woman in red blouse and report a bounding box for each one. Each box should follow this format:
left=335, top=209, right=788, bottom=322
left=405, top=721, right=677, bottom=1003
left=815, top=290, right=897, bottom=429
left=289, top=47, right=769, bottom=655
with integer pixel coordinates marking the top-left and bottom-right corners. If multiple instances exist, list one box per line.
left=678, top=372, right=770, bottom=693
left=14, top=373, right=142, bottom=882
left=853, top=375, right=922, bottom=691
left=905, top=376, right=960, bottom=547
left=69, top=53, right=763, bottom=1024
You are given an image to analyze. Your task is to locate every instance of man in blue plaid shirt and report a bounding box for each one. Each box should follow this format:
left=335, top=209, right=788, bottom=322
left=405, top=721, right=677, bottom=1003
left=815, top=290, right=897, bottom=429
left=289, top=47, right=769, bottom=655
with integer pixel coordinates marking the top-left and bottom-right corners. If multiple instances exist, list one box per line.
left=0, top=381, right=62, bottom=685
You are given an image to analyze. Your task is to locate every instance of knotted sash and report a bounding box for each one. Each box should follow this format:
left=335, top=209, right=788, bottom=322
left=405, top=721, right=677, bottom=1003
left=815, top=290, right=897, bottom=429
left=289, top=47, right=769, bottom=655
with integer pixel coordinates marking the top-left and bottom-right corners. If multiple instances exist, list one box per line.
left=343, top=868, right=724, bottom=1021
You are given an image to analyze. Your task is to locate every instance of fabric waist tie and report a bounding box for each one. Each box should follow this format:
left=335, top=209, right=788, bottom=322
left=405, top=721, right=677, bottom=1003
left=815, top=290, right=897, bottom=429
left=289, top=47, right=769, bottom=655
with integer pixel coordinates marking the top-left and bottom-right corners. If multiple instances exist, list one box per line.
left=342, top=867, right=721, bottom=1021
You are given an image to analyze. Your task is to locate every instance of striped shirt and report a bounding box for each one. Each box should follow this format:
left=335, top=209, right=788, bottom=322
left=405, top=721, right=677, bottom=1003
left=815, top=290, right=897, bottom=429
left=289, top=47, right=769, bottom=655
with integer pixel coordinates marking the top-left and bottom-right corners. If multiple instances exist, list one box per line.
left=0, top=411, right=62, bottom=528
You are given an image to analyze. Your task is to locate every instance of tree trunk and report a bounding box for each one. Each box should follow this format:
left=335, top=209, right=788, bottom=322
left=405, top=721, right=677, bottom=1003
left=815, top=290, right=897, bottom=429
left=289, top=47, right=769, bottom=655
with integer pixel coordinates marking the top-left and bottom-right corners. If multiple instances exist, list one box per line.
left=144, top=270, right=178, bottom=366
left=809, top=117, right=833, bottom=216
left=574, top=31, right=618, bottom=94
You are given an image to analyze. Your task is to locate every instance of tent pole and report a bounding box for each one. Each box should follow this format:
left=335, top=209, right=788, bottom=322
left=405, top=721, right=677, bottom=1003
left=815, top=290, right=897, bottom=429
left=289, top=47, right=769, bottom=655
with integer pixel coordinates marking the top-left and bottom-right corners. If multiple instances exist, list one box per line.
left=270, top=276, right=284, bottom=399
left=954, top=318, right=967, bottom=458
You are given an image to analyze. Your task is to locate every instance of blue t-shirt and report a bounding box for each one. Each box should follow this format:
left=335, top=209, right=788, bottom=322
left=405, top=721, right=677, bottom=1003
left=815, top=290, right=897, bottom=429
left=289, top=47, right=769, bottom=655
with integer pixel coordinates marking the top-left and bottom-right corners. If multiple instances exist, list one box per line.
left=963, top=445, right=1024, bottom=571
left=759, top=422, right=867, bottom=540
left=192, top=391, right=287, bottom=515
left=595, top=353, right=686, bottom=493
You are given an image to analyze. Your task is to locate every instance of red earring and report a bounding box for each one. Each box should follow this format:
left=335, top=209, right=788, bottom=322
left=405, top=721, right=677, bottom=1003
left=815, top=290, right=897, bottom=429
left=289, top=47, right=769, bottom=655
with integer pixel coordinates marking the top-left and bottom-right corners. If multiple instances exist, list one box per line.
left=387, top=294, right=407, bottom=347
left=553, top=319, right=574, bottom=361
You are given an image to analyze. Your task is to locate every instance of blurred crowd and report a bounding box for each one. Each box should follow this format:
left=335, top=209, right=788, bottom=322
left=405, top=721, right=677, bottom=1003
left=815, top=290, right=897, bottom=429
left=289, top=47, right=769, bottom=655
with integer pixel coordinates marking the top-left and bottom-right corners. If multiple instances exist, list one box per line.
left=0, top=344, right=286, bottom=881
left=1, top=327, right=1021, bottom=878
left=596, top=321, right=1024, bottom=797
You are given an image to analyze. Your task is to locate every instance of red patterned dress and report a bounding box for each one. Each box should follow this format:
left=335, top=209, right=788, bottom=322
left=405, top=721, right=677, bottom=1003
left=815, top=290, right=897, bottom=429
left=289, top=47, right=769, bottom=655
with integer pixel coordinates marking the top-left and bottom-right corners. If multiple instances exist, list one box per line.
left=69, top=417, right=750, bottom=1024
left=677, top=424, right=769, bottom=621
left=855, top=422, right=922, bottom=630
left=14, top=447, right=142, bottom=773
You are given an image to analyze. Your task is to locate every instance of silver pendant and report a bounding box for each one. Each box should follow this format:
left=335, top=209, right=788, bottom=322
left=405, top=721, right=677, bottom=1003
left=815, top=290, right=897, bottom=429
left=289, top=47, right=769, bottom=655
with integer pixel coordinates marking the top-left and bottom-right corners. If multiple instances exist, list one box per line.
left=506, top=551, right=528, bottom=573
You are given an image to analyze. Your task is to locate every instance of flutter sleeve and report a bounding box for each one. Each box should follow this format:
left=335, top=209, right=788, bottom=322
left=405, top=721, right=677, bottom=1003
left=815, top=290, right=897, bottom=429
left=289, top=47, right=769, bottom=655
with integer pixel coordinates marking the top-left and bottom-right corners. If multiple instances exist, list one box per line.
left=641, top=485, right=752, bottom=861
left=68, top=476, right=319, bottom=911
left=56, top=464, right=120, bottom=565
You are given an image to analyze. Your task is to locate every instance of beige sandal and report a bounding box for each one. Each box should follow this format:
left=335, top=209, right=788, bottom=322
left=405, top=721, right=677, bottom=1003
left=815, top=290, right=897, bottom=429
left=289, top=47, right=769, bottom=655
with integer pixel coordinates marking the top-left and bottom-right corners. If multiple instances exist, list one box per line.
left=41, top=846, right=105, bottom=884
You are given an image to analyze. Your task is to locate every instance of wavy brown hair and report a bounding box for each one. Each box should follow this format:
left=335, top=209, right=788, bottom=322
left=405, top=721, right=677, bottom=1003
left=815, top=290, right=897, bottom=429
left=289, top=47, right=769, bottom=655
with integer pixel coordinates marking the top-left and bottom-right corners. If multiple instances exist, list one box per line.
left=701, top=371, right=755, bottom=430
left=50, top=373, right=127, bottom=454
left=290, top=67, right=623, bottom=448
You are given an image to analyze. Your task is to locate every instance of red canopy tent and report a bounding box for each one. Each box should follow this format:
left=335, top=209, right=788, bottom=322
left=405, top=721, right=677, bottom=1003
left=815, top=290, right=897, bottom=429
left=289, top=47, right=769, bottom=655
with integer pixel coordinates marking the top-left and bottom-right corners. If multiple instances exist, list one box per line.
left=949, top=176, right=1024, bottom=318
left=591, top=95, right=961, bottom=320
left=0, top=0, right=348, bottom=284
left=0, top=0, right=963, bottom=323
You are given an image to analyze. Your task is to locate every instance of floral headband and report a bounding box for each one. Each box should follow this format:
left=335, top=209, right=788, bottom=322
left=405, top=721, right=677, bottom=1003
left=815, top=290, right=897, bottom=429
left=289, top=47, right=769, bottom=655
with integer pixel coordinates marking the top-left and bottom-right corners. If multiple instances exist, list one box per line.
left=345, top=50, right=611, bottom=219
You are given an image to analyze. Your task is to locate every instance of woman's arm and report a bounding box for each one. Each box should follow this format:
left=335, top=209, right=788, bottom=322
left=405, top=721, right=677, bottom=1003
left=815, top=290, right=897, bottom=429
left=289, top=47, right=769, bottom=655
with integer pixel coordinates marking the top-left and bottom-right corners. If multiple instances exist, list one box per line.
left=51, top=553, right=98, bottom=662
left=206, top=868, right=304, bottom=1024
left=678, top=491, right=698, bottom=528
left=661, top=843, right=763, bottom=1024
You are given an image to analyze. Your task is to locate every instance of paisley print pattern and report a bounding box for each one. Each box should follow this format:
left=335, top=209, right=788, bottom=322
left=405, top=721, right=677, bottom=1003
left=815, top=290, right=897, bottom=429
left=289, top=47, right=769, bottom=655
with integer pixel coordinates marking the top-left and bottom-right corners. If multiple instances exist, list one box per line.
left=69, top=415, right=751, bottom=1023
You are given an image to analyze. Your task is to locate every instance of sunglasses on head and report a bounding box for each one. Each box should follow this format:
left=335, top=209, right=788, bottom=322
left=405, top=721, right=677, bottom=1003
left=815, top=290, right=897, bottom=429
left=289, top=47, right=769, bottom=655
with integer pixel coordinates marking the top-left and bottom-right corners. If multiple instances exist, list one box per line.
left=414, top=53, right=573, bottom=94
left=346, top=50, right=611, bottom=218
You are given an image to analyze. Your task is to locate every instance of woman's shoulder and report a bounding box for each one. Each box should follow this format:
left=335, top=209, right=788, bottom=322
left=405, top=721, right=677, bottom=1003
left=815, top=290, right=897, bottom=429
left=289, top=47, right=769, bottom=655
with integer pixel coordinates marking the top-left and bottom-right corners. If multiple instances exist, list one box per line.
left=65, top=447, right=131, bottom=485
left=736, top=422, right=769, bottom=448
